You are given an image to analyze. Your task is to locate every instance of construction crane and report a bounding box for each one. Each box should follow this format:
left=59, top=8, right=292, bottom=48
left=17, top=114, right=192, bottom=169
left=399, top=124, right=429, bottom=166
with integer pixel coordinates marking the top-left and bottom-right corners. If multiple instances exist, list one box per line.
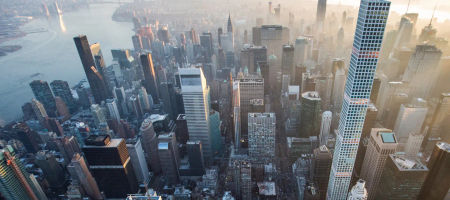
left=4, top=151, right=39, bottom=200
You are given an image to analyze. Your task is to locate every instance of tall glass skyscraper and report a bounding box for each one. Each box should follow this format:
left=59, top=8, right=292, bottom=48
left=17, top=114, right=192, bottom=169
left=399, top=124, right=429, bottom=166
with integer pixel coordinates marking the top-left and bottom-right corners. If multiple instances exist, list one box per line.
left=327, top=1, right=390, bottom=199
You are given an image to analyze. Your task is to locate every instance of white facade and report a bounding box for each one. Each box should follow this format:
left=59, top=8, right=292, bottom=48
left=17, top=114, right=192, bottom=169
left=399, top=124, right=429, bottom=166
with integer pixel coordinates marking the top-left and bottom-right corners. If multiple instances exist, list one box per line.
left=179, top=67, right=212, bottom=159
left=320, top=111, right=332, bottom=146
left=331, top=61, right=346, bottom=113
left=404, top=132, right=424, bottom=157
left=126, top=138, right=150, bottom=186
left=327, top=1, right=391, bottom=199
left=347, top=179, right=368, bottom=200
left=393, top=99, right=428, bottom=146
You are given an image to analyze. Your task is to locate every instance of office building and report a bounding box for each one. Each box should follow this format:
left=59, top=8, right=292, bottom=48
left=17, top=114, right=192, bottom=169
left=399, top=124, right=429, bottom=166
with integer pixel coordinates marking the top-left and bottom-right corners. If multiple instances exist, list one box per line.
left=347, top=180, right=368, bottom=200
left=330, top=59, right=346, bottom=113
left=175, top=114, right=189, bottom=144
left=252, top=25, right=289, bottom=60
left=248, top=113, right=276, bottom=160
left=106, top=98, right=121, bottom=121
left=187, top=141, right=205, bottom=175
left=393, top=98, right=428, bottom=148
left=21, top=102, right=36, bottom=121
left=312, top=145, right=332, bottom=200
left=319, top=111, right=332, bottom=146
left=426, top=93, right=450, bottom=149
left=402, top=44, right=442, bottom=98
left=30, top=80, right=56, bottom=117
left=140, top=53, right=159, bottom=103
left=126, top=137, right=150, bottom=188
left=209, top=110, right=224, bottom=156
left=140, top=117, right=161, bottom=173
left=294, top=36, right=313, bottom=66
left=0, top=145, right=47, bottom=200
left=418, top=142, right=450, bottom=200
left=82, top=135, right=138, bottom=198
left=236, top=73, right=264, bottom=140
left=73, top=35, right=109, bottom=104
left=360, top=129, right=398, bottom=200
left=31, top=98, right=48, bottom=126
left=300, top=91, right=321, bottom=137
left=13, top=122, right=40, bottom=154
left=35, top=151, right=65, bottom=190
left=50, top=80, right=77, bottom=113
left=281, top=44, right=295, bottom=75
left=327, top=1, right=390, bottom=198
left=375, top=153, right=428, bottom=200
left=316, top=0, right=327, bottom=31
left=158, top=132, right=180, bottom=185
left=54, top=136, right=81, bottom=164
left=404, top=132, right=424, bottom=157
left=55, top=96, right=70, bottom=120
left=67, top=153, right=103, bottom=200
left=90, top=104, right=107, bottom=126
left=240, top=45, right=267, bottom=73
left=179, top=67, right=213, bottom=160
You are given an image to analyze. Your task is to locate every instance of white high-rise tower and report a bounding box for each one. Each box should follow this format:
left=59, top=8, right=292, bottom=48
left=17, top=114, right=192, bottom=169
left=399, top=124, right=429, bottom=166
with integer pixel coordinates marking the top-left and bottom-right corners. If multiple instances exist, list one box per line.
left=327, top=0, right=391, bottom=199
left=179, top=67, right=212, bottom=160
left=320, top=111, right=332, bottom=146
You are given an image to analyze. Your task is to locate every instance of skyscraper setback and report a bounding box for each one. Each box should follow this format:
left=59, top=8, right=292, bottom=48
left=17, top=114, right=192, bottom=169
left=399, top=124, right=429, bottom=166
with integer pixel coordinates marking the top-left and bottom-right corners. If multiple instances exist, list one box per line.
left=73, top=35, right=109, bottom=104
left=327, top=1, right=391, bottom=199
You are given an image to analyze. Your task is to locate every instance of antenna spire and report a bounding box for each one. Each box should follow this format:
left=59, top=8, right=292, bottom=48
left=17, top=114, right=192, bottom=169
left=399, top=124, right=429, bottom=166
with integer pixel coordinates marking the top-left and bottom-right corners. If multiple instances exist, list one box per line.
left=405, top=0, right=411, bottom=14
left=430, top=0, right=440, bottom=26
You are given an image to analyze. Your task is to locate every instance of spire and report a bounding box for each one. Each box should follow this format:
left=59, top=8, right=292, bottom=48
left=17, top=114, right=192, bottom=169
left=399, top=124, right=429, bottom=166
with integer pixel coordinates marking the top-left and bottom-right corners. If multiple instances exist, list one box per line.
left=405, top=0, right=411, bottom=14
left=429, top=0, right=440, bottom=26
left=227, top=13, right=233, bottom=33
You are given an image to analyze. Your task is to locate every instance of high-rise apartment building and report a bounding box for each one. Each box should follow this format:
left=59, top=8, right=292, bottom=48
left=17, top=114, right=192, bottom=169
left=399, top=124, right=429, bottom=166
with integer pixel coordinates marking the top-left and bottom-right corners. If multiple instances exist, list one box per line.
left=248, top=113, right=276, bottom=160
left=179, top=67, right=213, bottom=160
left=73, top=35, right=109, bottom=104
left=375, top=153, right=428, bottom=200
left=82, top=135, right=138, bottom=198
left=360, top=129, right=398, bottom=200
left=418, top=142, right=450, bottom=200
left=30, top=80, right=56, bottom=117
left=327, top=1, right=391, bottom=198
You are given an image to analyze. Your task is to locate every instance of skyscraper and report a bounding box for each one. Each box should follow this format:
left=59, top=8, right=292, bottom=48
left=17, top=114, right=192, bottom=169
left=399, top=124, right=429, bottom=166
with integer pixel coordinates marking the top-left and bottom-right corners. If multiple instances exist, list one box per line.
left=281, top=44, right=295, bottom=75
left=140, top=53, right=160, bottom=103
left=393, top=98, right=428, bottom=149
left=82, top=135, right=138, bottom=198
left=0, top=146, right=47, bottom=200
left=248, top=113, right=276, bottom=160
left=319, top=111, right=332, bottom=146
left=67, top=153, right=103, bottom=200
left=312, top=145, right=332, bottom=200
left=30, top=80, right=56, bottom=117
left=126, top=137, right=150, bottom=188
left=316, top=0, right=327, bottom=31
left=31, top=98, right=48, bottom=126
left=239, top=45, right=267, bottom=73
left=417, top=142, right=450, bottom=200
left=375, top=153, right=428, bottom=200
left=158, top=132, right=180, bottom=185
left=179, top=67, right=213, bottom=160
left=330, top=59, right=346, bottom=113
left=402, top=44, right=442, bottom=98
left=327, top=1, right=391, bottom=199
left=73, top=35, right=109, bottom=104
left=50, top=80, right=77, bottom=113
left=106, top=98, right=121, bottom=121
left=140, top=117, right=161, bottom=173
left=186, top=141, right=205, bottom=175
left=360, top=129, right=398, bottom=200
left=35, top=151, right=65, bottom=190
left=300, top=91, right=321, bottom=137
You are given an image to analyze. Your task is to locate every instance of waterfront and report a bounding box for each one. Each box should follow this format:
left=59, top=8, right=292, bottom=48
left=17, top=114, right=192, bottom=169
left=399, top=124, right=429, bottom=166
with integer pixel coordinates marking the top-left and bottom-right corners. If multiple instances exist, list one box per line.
left=0, top=3, right=133, bottom=125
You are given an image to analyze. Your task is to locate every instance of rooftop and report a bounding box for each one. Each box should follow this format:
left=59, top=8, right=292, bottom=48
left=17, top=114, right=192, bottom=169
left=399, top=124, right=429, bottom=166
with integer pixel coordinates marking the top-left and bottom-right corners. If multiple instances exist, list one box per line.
left=380, top=132, right=396, bottom=143
left=390, top=154, right=428, bottom=171
left=257, top=182, right=276, bottom=196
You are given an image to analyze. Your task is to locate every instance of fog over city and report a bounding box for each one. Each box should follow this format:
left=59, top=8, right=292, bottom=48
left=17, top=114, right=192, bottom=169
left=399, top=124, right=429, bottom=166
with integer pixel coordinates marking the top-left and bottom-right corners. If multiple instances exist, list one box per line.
left=0, top=0, right=449, bottom=199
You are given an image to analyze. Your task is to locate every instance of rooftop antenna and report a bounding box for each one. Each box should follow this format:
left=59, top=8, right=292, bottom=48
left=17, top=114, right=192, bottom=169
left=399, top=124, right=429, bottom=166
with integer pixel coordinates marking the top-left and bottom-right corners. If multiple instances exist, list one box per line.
left=405, top=0, right=411, bottom=14
left=429, top=0, right=440, bottom=26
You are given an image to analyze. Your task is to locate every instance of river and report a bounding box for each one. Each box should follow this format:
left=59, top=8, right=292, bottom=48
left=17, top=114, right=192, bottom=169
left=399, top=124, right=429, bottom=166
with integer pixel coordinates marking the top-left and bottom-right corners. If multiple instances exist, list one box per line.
left=0, top=3, right=134, bottom=125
